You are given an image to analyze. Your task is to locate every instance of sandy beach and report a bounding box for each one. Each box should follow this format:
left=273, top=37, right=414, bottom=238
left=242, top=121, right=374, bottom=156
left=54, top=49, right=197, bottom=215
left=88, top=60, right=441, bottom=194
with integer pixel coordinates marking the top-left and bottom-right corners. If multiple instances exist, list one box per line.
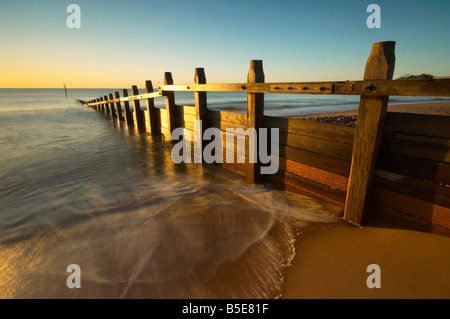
left=282, top=101, right=450, bottom=299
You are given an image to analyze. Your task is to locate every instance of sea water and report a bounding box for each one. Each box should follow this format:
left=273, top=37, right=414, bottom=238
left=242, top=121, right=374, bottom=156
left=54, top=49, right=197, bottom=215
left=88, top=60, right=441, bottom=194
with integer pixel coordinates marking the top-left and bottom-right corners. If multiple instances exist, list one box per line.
left=0, top=89, right=445, bottom=298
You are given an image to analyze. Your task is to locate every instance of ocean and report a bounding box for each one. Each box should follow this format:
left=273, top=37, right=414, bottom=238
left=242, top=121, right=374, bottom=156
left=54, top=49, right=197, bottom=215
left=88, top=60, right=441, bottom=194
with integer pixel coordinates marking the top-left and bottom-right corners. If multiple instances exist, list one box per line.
left=0, top=89, right=447, bottom=298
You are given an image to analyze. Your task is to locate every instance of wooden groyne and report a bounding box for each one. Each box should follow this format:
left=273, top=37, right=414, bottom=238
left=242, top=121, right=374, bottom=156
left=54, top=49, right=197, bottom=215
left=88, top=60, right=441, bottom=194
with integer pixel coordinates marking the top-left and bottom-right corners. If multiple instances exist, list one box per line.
left=83, top=41, right=450, bottom=237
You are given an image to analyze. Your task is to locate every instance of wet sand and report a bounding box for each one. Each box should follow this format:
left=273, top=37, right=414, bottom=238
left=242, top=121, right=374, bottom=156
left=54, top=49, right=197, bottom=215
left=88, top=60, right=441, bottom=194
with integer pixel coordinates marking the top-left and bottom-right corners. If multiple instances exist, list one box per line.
left=282, top=101, right=450, bottom=299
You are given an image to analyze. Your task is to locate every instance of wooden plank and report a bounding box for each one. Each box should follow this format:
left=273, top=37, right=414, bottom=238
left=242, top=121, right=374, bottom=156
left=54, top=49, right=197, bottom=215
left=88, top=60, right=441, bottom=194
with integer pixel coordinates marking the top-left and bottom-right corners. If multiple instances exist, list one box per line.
left=381, top=132, right=450, bottom=163
left=345, top=41, right=396, bottom=225
left=377, top=152, right=450, bottom=185
left=375, top=169, right=450, bottom=208
left=180, top=105, right=196, bottom=116
left=265, top=115, right=355, bottom=145
left=384, top=112, right=450, bottom=139
left=373, top=186, right=450, bottom=229
left=145, top=80, right=161, bottom=135
left=181, top=112, right=196, bottom=123
left=371, top=204, right=450, bottom=237
left=278, top=158, right=349, bottom=192
left=279, top=144, right=351, bottom=177
left=246, top=60, right=264, bottom=184
left=207, top=109, right=247, bottom=125
left=279, top=131, right=353, bottom=161
left=158, top=79, right=450, bottom=97
left=264, top=170, right=347, bottom=206
left=209, top=118, right=247, bottom=131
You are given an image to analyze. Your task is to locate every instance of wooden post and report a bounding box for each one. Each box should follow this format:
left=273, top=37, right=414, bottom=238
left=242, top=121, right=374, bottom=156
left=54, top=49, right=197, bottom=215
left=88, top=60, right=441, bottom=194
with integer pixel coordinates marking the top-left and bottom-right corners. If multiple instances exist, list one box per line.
left=109, top=93, right=116, bottom=118
left=104, top=96, right=110, bottom=115
left=99, top=97, right=105, bottom=113
left=122, top=89, right=134, bottom=126
left=145, top=80, right=161, bottom=135
left=131, top=85, right=145, bottom=130
left=344, top=41, right=396, bottom=225
left=115, top=91, right=124, bottom=123
left=164, top=72, right=178, bottom=140
left=246, top=60, right=265, bottom=184
left=95, top=98, right=99, bottom=111
left=194, top=68, right=207, bottom=162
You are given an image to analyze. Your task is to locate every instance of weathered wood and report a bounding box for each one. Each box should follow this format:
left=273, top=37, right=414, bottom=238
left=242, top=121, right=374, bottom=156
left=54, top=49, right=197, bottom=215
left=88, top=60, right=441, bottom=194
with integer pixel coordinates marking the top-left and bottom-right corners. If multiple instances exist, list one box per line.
left=195, top=68, right=208, bottom=162
left=381, top=131, right=450, bottom=163
left=109, top=93, right=116, bottom=117
left=278, top=158, right=349, bottom=192
left=279, top=130, right=354, bottom=161
left=384, top=112, right=450, bottom=139
left=265, top=115, right=355, bottom=145
left=163, top=72, right=178, bottom=141
left=375, top=169, right=450, bottom=208
left=279, top=144, right=352, bottom=177
left=207, top=110, right=247, bottom=125
left=99, top=97, right=105, bottom=113
left=344, top=41, right=396, bottom=225
left=373, top=186, right=450, bottom=229
left=114, top=91, right=124, bottom=122
left=131, top=85, right=145, bottom=130
left=122, top=89, right=134, bottom=126
left=371, top=203, right=450, bottom=237
left=264, top=170, right=347, bottom=206
left=158, top=79, right=450, bottom=97
left=377, top=151, right=450, bottom=185
left=145, top=80, right=161, bottom=135
left=246, top=60, right=265, bottom=184
left=104, top=96, right=111, bottom=114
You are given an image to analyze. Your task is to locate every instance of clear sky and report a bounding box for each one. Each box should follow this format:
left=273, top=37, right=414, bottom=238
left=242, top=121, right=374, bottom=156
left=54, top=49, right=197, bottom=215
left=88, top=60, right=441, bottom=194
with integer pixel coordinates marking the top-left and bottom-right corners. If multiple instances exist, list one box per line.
left=1, top=0, right=449, bottom=88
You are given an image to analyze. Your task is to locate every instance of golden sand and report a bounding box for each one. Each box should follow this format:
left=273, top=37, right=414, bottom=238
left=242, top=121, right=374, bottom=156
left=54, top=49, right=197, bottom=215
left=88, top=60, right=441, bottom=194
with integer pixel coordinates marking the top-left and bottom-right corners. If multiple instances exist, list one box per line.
left=282, top=101, right=450, bottom=299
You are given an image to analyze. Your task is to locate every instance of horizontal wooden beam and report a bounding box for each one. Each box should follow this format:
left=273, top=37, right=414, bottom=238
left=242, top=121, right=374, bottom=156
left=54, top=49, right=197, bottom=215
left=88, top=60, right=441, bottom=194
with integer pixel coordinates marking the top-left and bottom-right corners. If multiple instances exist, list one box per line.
left=85, top=78, right=450, bottom=108
left=158, top=79, right=450, bottom=97
left=85, top=91, right=163, bottom=106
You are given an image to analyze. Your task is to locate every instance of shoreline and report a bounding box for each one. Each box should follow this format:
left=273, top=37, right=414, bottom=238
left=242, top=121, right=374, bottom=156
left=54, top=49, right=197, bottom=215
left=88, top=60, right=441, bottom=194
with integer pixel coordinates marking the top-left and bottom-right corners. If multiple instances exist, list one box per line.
left=281, top=101, right=450, bottom=299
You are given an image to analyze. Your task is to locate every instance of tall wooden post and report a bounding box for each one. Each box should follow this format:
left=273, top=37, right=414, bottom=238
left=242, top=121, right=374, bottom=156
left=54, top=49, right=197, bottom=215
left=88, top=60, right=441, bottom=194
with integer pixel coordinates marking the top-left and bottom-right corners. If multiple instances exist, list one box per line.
left=109, top=93, right=116, bottom=118
left=115, top=91, right=124, bottom=123
left=246, top=60, right=265, bottom=184
left=145, top=80, right=161, bottom=135
left=164, top=72, right=178, bottom=141
left=344, top=41, right=396, bottom=225
left=194, top=68, right=207, bottom=162
left=95, top=98, right=100, bottom=111
left=122, top=89, right=134, bottom=126
left=104, top=96, right=110, bottom=115
left=132, top=85, right=145, bottom=130
left=99, top=97, right=105, bottom=113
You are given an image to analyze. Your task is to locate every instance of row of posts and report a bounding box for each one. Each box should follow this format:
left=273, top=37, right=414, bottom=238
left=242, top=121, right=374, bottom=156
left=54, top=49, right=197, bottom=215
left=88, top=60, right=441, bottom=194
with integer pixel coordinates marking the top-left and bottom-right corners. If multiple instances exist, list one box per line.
left=85, top=62, right=264, bottom=185
left=85, top=41, right=396, bottom=226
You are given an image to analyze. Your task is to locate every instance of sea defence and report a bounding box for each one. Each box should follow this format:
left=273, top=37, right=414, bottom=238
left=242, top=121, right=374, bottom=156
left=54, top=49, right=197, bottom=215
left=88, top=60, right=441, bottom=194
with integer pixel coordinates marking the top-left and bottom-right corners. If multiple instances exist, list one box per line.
left=83, top=41, right=450, bottom=237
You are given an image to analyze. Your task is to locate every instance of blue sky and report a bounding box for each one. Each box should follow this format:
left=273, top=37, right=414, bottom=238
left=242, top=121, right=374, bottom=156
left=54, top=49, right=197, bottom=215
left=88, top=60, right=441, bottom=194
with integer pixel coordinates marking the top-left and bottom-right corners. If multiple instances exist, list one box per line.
left=1, top=0, right=449, bottom=87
